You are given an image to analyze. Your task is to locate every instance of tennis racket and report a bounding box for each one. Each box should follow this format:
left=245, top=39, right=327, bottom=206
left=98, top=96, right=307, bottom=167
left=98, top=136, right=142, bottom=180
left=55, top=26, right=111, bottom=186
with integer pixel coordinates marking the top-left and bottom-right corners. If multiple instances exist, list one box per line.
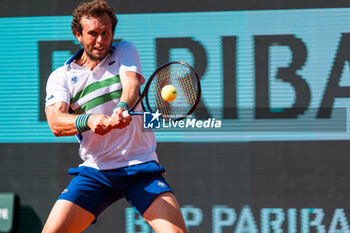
left=123, top=61, right=201, bottom=121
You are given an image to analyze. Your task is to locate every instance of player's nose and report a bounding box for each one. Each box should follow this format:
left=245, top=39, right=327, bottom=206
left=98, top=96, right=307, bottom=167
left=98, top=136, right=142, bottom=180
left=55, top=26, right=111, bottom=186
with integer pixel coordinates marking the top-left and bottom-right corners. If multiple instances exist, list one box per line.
left=96, top=35, right=103, bottom=43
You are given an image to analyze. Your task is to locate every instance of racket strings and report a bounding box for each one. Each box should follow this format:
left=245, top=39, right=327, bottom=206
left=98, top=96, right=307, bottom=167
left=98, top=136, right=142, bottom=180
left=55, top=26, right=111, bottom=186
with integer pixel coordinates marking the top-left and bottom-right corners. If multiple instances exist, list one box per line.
left=174, top=64, right=199, bottom=117
left=176, top=64, right=197, bottom=107
left=153, top=68, right=171, bottom=118
left=147, top=62, right=200, bottom=120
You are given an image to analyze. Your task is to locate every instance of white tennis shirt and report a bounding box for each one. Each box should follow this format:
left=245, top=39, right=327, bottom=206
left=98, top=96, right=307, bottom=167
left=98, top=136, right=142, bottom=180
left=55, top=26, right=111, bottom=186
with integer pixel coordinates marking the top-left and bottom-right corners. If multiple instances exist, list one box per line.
left=45, top=41, right=158, bottom=170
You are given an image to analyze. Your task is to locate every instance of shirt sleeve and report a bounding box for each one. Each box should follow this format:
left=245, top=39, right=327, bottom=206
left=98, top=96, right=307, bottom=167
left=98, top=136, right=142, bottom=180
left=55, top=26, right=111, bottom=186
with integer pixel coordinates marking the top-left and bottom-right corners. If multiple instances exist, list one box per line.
left=117, top=41, right=145, bottom=85
left=45, top=68, right=71, bottom=107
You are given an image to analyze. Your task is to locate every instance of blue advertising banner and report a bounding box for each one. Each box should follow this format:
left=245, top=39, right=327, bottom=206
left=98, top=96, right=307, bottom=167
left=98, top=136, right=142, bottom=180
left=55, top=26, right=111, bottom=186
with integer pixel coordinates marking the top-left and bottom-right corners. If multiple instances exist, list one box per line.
left=1, top=8, right=350, bottom=142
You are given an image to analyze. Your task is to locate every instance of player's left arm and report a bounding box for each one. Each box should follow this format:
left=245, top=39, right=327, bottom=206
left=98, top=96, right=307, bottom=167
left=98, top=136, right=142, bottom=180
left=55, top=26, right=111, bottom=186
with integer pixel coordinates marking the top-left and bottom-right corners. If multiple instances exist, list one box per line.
left=109, top=71, right=142, bottom=129
left=119, top=71, right=142, bottom=108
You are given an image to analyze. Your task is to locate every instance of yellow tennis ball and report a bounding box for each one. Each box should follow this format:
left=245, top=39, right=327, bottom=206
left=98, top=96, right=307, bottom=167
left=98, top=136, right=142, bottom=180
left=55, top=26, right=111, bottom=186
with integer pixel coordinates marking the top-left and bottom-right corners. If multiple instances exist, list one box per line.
left=161, top=85, right=177, bottom=102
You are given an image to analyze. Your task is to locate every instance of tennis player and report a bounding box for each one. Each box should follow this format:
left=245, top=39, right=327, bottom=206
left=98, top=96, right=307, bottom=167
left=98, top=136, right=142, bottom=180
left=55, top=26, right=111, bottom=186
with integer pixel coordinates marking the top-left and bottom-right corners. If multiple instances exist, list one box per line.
left=41, top=0, right=187, bottom=232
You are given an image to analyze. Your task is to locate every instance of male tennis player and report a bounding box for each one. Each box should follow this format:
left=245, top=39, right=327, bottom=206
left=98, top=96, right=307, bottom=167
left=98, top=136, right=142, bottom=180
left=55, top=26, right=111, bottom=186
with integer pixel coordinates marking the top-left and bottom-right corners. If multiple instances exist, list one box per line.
left=42, top=0, right=187, bottom=232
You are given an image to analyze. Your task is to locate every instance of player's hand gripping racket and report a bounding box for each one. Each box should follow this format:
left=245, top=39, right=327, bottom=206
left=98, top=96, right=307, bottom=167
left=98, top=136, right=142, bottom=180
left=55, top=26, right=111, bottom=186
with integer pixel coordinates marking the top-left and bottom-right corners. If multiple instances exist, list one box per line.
left=122, top=61, right=201, bottom=121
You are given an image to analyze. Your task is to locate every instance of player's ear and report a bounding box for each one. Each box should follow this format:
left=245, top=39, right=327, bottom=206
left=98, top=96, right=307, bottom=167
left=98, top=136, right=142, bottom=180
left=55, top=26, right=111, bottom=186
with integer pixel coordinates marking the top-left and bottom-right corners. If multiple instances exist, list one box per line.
left=75, top=30, right=82, bottom=42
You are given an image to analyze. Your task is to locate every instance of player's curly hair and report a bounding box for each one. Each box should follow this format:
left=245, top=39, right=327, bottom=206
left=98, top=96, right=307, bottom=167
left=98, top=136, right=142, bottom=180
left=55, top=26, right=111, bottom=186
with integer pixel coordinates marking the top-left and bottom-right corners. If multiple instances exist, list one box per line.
left=71, top=0, right=118, bottom=35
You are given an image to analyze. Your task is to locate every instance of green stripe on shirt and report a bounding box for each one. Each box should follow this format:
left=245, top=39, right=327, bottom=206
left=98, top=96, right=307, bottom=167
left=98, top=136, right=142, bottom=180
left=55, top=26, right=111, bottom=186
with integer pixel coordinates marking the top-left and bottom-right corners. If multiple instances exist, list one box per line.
left=73, top=90, right=122, bottom=114
left=70, top=75, right=121, bottom=104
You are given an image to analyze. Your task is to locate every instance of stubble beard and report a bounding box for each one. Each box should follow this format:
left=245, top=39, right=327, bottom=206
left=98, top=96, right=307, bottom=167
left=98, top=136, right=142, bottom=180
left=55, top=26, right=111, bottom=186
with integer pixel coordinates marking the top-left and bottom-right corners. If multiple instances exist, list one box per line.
left=85, top=42, right=112, bottom=62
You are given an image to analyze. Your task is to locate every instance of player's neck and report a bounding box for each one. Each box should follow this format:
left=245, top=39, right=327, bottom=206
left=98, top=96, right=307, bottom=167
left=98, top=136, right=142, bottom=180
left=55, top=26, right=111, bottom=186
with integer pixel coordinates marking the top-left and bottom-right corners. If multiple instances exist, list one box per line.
left=75, top=52, right=102, bottom=71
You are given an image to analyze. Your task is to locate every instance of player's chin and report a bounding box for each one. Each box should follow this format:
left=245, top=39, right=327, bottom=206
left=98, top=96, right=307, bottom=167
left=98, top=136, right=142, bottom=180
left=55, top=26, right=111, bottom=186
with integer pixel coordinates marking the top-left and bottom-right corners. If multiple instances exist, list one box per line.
left=92, top=48, right=108, bottom=58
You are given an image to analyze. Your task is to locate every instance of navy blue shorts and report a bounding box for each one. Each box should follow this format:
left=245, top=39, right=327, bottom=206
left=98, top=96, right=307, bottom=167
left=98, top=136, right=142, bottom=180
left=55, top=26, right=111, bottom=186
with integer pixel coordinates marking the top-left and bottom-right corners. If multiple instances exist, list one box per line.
left=57, top=161, right=173, bottom=221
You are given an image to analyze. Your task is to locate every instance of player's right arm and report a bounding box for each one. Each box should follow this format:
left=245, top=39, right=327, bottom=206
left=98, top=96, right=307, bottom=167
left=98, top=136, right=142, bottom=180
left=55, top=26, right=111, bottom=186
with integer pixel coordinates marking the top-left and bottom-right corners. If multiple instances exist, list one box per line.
left=45, top=101, right=112, bottom=136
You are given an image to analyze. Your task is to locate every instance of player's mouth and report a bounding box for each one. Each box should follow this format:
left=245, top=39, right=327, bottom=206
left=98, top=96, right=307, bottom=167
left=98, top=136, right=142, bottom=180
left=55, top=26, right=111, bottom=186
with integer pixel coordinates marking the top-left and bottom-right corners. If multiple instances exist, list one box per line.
left=94, top=47, right=106, bottom=52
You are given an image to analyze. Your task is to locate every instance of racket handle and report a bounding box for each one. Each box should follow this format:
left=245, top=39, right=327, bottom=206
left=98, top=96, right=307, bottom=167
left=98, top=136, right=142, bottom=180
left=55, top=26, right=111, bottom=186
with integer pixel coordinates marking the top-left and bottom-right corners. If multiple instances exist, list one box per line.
left=122, top=110, right=130, bottom=117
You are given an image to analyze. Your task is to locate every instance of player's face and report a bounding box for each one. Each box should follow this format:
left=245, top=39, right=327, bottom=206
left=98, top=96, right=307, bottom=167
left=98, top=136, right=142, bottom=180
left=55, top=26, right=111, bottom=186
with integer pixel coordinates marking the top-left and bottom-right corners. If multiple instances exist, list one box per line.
left=76, top=13, right=114, bottom=61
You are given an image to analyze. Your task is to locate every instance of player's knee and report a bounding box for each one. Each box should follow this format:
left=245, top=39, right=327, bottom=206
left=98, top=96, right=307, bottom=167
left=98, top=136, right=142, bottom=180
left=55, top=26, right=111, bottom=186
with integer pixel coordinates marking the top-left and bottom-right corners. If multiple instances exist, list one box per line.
left=152, top=227, right=188, bottom=233
left=41, top=222, right=68, bottom=233
left=41, top=226, right=58, bottom=233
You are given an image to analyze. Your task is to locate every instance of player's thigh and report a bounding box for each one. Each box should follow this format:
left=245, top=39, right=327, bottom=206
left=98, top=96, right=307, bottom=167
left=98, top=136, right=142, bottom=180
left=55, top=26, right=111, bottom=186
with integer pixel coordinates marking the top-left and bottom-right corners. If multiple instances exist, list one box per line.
left=143, top=192, right=188, bottom=233
left=42, top=199, right=95, bottom=233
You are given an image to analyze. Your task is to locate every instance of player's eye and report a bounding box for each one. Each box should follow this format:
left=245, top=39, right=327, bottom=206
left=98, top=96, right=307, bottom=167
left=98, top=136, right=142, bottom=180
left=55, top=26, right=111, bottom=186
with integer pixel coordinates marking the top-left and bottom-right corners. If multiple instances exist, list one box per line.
left=88, top=31, right=97, bottom=37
